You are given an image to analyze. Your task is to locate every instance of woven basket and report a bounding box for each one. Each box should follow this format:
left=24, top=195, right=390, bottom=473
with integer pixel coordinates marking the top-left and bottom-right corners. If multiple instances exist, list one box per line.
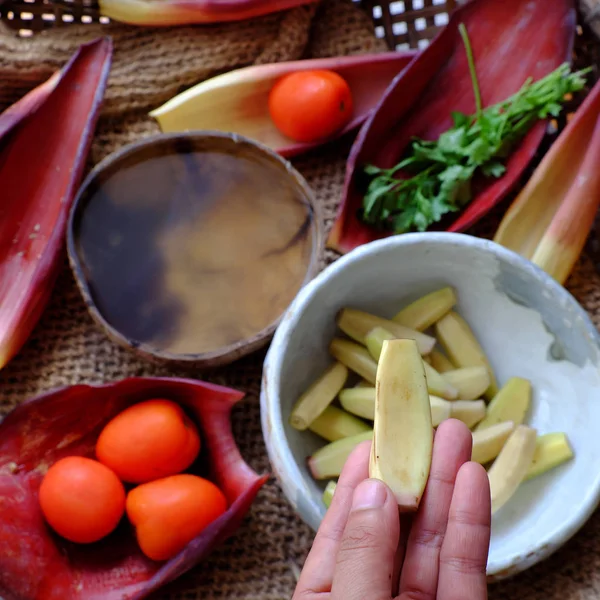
left=0, top=0, right=456, bottom=49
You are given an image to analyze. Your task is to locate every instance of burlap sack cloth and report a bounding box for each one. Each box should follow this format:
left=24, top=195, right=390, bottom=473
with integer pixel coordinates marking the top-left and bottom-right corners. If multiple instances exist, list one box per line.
left=1, top=2, right=600, bottom=598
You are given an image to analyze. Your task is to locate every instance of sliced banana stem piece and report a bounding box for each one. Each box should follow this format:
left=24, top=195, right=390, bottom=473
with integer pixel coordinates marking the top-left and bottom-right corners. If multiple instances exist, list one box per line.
left=428, top=396, right=453, bottom=427
left=369, top=339, right=433, bottom=512
left=337, top=308, right=435, bottom=355
left=329, top=338, right=378, bottom=384
left=289, top=362, right=349, bottom=430
left=308, top=430, right=373, bottom=479
left=474, top=377, right=531, bottom=431
left=339, top=387, right=377, bottom=420
left=435, top=311, right=498, bottom=399
left=441, top=366, right=490, bottom=401
left=525, top=432, right=574, bottom=481
left=448, top=400, right=486, bottom=428
left=392, top=287, right=457, bottom=331
left=471, top=421, right=516, bottom=464
left=365, top=327, right=457, bottom=399
left=323, top=480, right=337, bottom=508
left=429, top=349, right=455, bottom=373
left=488, top=425, right=537, bottom=514
left=308, top=405, right=371, bottom=442
left=341, top=386, right=453, bottom=427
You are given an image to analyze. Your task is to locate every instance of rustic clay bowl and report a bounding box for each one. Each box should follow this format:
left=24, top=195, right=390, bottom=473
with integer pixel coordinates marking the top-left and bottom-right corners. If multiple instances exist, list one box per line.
left=260, top=232, right=600, bottom=581
left=67, top=131, right=323, bottom=369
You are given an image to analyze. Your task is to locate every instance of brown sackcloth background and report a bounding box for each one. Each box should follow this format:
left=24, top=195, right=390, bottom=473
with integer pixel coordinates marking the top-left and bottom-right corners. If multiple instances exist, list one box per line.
left=1, top=1, right=600, bottom=598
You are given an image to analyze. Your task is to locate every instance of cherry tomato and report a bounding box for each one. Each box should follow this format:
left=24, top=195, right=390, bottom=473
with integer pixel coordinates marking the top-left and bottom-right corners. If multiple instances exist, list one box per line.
left=39, top=456, right=126, bottom=544
left=268, top=69, right=353, bottom=143
left=126, top=474, right=228, bottom=561
left=96, top=399, right=201, bottom=484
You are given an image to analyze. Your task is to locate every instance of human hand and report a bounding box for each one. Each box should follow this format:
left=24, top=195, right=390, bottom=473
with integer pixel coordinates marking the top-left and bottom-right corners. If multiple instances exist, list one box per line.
left=293, top=418, right=491, bottom=600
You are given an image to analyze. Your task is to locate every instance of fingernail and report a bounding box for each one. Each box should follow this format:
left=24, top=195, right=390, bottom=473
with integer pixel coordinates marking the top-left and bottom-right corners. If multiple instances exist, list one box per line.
left=351, top=478, right=387, bottom=511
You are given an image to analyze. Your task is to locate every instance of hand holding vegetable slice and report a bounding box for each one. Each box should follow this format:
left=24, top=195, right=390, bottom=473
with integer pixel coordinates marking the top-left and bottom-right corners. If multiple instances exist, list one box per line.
left=0, top=38, right=112, bottom=371
left=0, top=377, right=268, bottom=600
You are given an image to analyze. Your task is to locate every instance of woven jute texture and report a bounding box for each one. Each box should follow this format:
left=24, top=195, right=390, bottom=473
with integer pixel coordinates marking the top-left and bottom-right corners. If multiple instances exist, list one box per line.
left=1, top=2, right=600, bottom=598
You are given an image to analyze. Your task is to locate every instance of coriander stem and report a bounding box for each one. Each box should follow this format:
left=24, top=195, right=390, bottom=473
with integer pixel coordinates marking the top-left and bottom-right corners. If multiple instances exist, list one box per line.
left=458, top=23, right=482, bottom=120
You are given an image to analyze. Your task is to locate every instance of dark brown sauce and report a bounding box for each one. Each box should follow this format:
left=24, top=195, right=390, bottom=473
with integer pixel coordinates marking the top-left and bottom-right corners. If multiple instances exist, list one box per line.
left=73, top=138, right=316, bottom=355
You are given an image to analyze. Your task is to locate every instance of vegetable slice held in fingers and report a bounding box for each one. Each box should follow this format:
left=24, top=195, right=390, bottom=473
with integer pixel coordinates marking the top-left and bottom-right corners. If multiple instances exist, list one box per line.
left=99, top=0, right=318, bottom=25
left=327, top=0, right=576, bottom=253
left=369, top=339, right=433, bottom=511
left=0, top=377, right=268, bottom=600
left=150, top=51, right=416, bottom=158
left=494, top=76, right=600, bottom=285
left=0, top=38, right=112, bottom=371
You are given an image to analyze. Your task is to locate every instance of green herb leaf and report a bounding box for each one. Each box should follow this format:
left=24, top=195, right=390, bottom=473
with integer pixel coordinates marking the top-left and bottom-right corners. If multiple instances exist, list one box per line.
left=360, top=25, right=589, bottom=235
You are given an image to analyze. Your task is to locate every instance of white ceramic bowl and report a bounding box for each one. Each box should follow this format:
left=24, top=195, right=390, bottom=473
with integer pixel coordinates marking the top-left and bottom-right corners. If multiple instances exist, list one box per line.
left=260, top=232, right=600, bottom=581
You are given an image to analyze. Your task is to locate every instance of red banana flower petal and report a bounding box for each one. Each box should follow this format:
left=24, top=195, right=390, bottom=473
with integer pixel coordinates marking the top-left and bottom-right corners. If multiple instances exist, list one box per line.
left=327, top=0, right=576, bottom=254
left=0, top=377, right=268, bottom=600
left=494, top=77, right=600, bottom=285
left=151, top=51, right=417, bottom=158
left=99, top=0, right=319, bottom=26
left=0, top=38, right=112, bottom=370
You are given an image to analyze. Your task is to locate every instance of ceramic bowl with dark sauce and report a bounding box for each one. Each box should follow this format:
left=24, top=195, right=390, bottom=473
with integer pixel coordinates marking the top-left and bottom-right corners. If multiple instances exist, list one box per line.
left=67, top=132, right=323, bottom=368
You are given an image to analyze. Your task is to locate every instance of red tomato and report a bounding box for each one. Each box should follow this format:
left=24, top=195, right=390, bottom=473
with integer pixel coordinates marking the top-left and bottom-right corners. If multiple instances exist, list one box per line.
left=96, top=399, right=201, bottom=484
left=126, top=474, right=228, bottom=561
left=39, top=456, right=126, bottom=544
left=268, top=70, right=354, bottom=143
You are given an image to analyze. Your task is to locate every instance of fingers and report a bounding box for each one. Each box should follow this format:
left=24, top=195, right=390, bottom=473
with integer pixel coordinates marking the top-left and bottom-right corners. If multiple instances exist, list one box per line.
left=293, top=440, right=371, bottom=599
left=398, top=418, right=473, bottom=599
left=437, top=461, right=491, bottom=600
left=330, top=478, right=400, bottom=600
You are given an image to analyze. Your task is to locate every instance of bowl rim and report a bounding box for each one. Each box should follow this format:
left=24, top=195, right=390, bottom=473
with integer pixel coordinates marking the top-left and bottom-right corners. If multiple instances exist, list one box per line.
left=66, top=130, right=324, bottom=369
left=260, top=231, right=600, bottom=581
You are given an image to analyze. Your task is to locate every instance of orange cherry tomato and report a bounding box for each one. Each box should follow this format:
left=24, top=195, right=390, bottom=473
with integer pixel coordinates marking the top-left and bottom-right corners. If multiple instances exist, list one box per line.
left=126, top=473, right=228, bottom=561
left=96, top=399, right=201, bottom=484
left=268, top=69, right=354, bottom=143
left=38, top=456, right=126, bottom=544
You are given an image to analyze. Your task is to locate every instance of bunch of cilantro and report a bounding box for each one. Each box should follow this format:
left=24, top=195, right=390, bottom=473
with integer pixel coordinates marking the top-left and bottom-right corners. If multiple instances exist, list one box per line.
left=360, top=24, right=590, bottom=234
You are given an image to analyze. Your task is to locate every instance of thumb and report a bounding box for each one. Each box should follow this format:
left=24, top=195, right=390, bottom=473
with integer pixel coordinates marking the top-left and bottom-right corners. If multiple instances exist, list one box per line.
left=331, top=478, right=400, bottom=600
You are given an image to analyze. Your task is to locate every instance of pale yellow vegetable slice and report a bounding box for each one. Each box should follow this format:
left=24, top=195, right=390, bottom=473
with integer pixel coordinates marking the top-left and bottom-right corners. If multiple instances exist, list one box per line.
left=365, top=327, right=458, bottom=399
left=308, top=430, right=373, bottom=479
left=448, top=399, right=486, bottom=428
left=525, top=432, right=574, bottom=481
left=337, top=308, right=435, bottom=355
left=329, top=338, right=378, bottom=384
left=323, top=481, right=337, bottom=508
left=308, top=405, right=371, bottom=442
left=435, top=311, right=498, bottom=399
left=441, top=366, right=490, bottom=401
left=429, top=349, right=455, bottom=373
left=369, top=339, right=433, bottom=511
left=289, top=362, right=349, bottom=430
left=392, top=287, right=457, bottom=331
left=487, top=425, right=537, bottom=514
left=341, top=386, right=453, bottom=427
left=339, top=387, right=376, bottom=420
left=474, top=377, right=531, bottom=431
left=471, top=421, right=515, bottom=464
left=428, top=395, right=453, bottom=427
